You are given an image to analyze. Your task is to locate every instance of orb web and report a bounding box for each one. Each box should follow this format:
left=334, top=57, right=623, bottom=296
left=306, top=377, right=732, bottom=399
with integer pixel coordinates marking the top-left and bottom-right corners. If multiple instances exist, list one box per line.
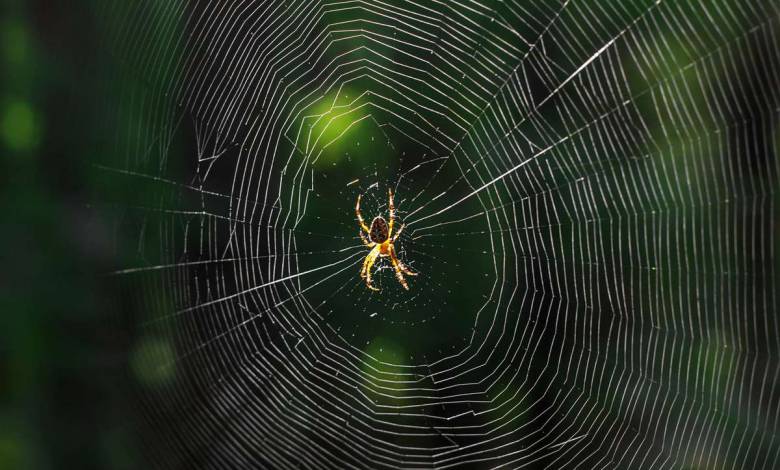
left=97, top=1, right=780, bottom=468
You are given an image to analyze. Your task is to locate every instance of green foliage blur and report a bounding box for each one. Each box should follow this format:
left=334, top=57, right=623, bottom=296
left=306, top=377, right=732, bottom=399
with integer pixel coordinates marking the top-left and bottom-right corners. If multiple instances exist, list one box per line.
left=1, top=1, right=142, bottom=468
left=1, top=0, right=777, bottom=468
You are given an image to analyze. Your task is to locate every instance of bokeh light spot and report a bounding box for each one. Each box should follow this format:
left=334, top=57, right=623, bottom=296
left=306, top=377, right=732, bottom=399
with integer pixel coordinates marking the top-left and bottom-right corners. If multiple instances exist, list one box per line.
left=1, top=20, right=31, bottom=70
left=0, top=431, right=26, bottom=470
left=130, top=336, right=175, bottom=388
left=1, top=100, right=40, bottom=152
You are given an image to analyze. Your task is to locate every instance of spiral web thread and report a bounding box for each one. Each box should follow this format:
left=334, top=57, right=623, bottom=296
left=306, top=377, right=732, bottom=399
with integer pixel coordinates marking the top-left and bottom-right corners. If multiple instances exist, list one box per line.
left=98, top=1, right=779, bottom=468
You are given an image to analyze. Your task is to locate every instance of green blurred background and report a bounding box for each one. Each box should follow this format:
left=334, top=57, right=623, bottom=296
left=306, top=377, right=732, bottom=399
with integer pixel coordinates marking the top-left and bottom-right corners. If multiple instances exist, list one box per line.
left=1, top=0, right=778, bottom=469
left=0, top=1, right=144, bottom=468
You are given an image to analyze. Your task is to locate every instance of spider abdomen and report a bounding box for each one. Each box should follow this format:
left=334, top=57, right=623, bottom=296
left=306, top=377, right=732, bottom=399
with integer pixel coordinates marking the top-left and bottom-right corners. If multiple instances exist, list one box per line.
left=369, top=216, right=389, bottom=243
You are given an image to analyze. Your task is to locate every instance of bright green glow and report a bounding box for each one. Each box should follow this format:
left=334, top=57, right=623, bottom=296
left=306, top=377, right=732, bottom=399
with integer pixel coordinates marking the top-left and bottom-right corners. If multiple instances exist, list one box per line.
left=130, top=336, right=175, bottom=387
left=361, top=336, right=408, bottom=393
left=363, top=336, right=404, bottom=363
left=0, top=428, right=29, bottom=470
left=1, top=100, right=39, bottom=152
left=306, top=88, right=368, bottom=167
left=0, top=437, right=20, bottom=469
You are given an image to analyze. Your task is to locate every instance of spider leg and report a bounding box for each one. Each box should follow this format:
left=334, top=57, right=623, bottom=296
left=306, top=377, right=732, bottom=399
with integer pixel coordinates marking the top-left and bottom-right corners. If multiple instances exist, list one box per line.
left=360, top=245, right=381, bottom=291
left=387, top=188, right=395, bottom=238
left=399, top=260, right=417, bottom=276
left=356, top=194, right=370, bottom=233
left=389, top=226, right=416, bottom=276
left=391, top=243, right=417, bottom=276
left=391, top=223, right=405, bottom=242
left=388, top=245, right=411, bottom=290
left=360, top=247, right=371, bottom=279
left=359, top=231, right=375, bottom=248
left=360, top=244, right=375, bottom=278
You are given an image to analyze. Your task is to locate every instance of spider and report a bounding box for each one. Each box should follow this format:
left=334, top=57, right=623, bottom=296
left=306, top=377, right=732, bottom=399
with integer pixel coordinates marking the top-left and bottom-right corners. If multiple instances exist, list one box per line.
left=356, top=189, right=417, bottom=291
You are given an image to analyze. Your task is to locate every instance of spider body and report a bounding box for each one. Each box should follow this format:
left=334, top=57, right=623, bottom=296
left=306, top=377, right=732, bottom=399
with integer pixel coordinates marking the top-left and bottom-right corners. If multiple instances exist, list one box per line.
left=356, top=189, right=417, bottom=291
left=369, top=216, right=389, bottom=244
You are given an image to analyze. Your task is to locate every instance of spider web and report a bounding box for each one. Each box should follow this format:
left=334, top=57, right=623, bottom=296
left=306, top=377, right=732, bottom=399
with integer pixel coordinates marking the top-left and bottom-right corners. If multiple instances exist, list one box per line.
left=95, top=0, right=780, bottom=468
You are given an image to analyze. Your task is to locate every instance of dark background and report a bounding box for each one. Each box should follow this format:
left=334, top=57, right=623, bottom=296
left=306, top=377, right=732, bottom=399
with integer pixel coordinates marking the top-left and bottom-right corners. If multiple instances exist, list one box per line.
left=1, top=1, right=143, bottom=468
left=2, top=1, right=778, bottom=469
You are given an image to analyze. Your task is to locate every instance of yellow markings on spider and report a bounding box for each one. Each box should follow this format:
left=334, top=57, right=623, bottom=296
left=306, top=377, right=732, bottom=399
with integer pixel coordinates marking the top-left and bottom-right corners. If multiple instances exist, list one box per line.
left=356, top=189, right=417, bottom=291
